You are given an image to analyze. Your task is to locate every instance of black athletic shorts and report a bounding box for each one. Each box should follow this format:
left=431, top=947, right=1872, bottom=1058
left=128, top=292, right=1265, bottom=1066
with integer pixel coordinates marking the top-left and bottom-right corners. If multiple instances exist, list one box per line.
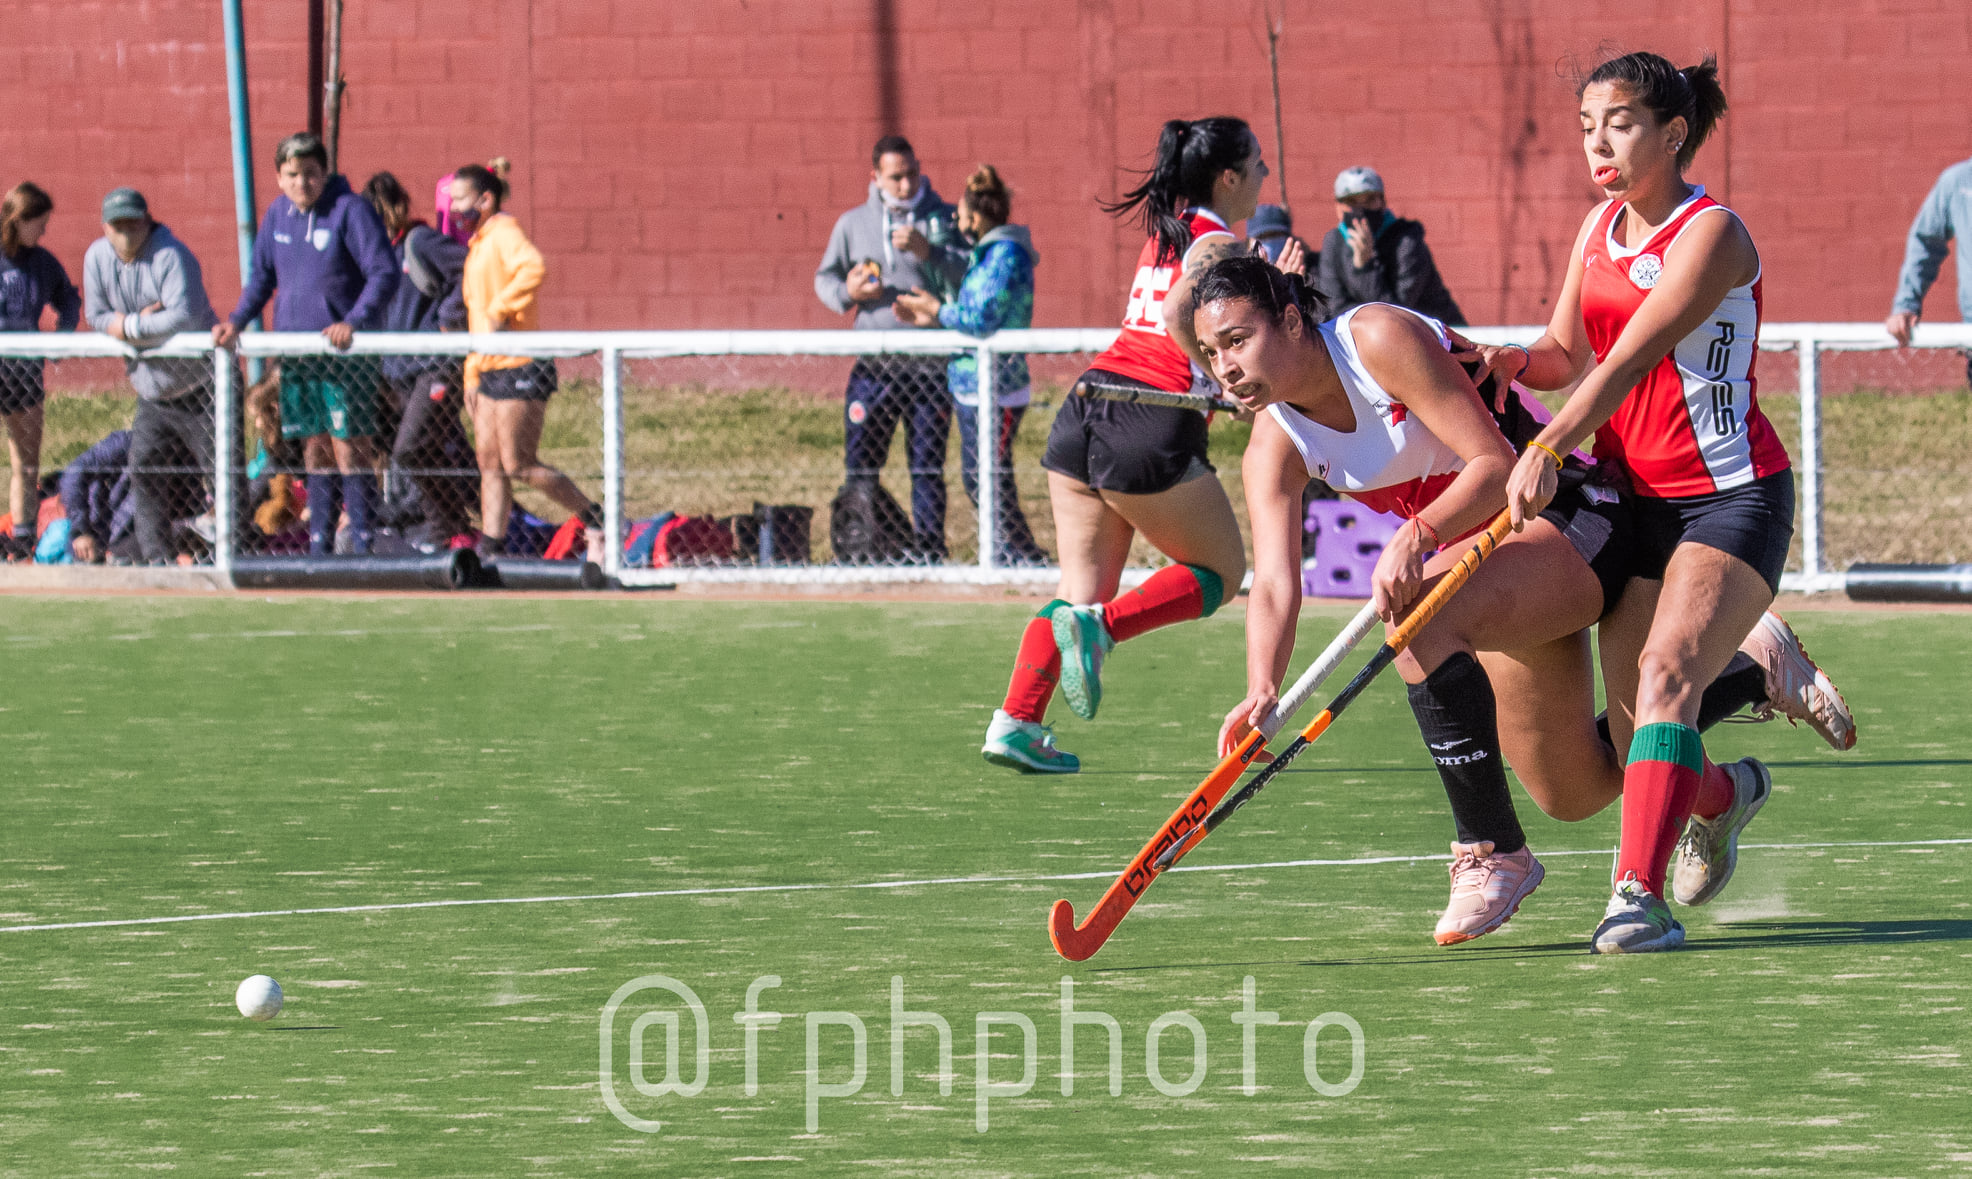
left=1042, top=367, right=1212, bottom=494
left=476, top=359, right=559, bottom=402
left=1537, top=478, right=1635, bottom=619
left=1627, top=468, right=1795, bottom=594
left=0, top=358, right=47, bottom=415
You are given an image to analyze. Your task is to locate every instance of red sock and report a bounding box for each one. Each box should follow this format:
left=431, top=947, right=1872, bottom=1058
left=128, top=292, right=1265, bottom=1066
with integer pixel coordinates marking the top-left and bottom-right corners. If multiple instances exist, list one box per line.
left=1102, top=564, right=1217, bottom=644
left=1615, top=723, right=1704, bottom=897
left=1691, top=761, right=1734, bottom=820
left=1002, top=612, right=1061, bottom=723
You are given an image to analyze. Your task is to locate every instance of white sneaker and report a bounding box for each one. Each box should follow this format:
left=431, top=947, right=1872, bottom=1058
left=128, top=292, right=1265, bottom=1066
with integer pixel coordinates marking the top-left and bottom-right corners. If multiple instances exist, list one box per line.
left=981, top=709, right=1080, bottom=774
left=1052, top=605, right=1114, bottom=722
left=1738, top=612, right=1856, bottom=751
left=1672, top=758, right=1771, bottom=906
left=1591, top=879, right=1686, bottom=955
left=1434, top=841, right=1545, bottom=945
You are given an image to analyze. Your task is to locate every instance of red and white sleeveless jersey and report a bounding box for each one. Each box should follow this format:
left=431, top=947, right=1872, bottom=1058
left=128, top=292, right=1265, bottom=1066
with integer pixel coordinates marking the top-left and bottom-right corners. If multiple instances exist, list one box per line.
left=1268, top=304, right=1473, bottom=524
left=1579, top=188, right=1790, bottom=498
left=1093, top=208, right=1235, bottom=392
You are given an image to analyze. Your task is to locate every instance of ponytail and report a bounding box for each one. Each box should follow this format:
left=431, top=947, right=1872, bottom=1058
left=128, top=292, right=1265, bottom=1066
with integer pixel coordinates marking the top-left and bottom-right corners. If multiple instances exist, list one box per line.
left=453, top=163, right=507, bottom=210
left=961, top=163, right=1011, bottom=228
left=1102, top=117, right=1254, bottom=265
left=1580, top=50, right=1728, bottom=170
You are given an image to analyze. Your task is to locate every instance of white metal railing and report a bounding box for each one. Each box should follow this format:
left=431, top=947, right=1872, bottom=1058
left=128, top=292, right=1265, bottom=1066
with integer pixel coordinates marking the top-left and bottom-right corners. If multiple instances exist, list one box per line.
left=4, top=322, right=1969, bottom=591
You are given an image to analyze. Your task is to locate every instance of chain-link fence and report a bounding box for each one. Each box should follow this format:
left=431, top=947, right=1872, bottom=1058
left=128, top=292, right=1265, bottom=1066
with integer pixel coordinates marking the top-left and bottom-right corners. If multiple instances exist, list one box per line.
left=2, top=325, right=1966, bottom=590
left=1754, top=330, right=1972, bottom=575
left=0, top=336, right=227, bottom=566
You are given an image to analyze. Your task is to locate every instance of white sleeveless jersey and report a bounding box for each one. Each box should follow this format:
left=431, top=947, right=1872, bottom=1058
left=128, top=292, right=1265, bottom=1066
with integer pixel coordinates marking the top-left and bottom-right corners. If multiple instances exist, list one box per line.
left=1266, top=304, right=1469, bottom=521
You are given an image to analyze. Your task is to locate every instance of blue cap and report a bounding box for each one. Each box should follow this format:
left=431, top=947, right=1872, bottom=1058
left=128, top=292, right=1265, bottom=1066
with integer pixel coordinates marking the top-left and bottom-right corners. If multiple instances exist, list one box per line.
left=1247, top=204, right=1292, bottom=238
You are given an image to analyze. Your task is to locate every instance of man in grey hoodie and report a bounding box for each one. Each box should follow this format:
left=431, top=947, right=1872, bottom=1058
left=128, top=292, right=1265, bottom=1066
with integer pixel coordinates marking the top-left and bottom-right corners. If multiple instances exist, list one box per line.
left=814, top=135, right=969, bottom=561
left=82, top=187, right=226, bottom=564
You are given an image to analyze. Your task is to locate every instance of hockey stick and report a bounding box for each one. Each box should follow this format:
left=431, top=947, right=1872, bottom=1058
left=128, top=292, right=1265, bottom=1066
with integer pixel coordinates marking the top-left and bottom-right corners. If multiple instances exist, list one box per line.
left=1048, top=599, right=1382, bottom=962
left=1150, top=510, right=1517, bottom=872
left=1072, top=378, right=1241, bottom=415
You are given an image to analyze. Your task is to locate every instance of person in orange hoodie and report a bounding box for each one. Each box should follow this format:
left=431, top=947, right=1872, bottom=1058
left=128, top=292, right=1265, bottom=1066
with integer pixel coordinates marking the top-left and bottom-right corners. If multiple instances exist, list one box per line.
left=448, top=162, right=603, bottom=563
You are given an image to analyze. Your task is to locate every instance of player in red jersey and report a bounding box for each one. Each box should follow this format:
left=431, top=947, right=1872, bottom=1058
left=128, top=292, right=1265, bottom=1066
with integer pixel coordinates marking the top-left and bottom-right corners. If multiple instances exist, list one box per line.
left=1193, top=256, right=1845, bottom=947
left=1475, top=52, right=1839, bottom=953
left=980, top=117, right=1266, bottom=774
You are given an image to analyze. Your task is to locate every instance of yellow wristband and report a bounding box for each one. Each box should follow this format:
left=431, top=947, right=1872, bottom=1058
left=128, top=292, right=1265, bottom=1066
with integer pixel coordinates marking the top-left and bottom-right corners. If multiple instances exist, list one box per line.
left=1528, top=441, right=1565, bottom=468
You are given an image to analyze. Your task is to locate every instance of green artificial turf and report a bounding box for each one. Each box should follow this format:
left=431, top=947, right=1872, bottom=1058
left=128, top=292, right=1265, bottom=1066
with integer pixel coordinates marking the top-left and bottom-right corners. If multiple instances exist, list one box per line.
left=0, top=597, right=1968, bottom=1175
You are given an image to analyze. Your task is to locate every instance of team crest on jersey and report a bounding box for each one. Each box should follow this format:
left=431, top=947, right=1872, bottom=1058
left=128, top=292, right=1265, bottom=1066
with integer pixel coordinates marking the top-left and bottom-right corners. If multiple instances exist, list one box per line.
left=1628, top=254, right=1663, bottom=289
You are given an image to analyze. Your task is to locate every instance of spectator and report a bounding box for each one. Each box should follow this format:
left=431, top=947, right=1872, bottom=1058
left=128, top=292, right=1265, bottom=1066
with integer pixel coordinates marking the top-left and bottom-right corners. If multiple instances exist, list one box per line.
left=56, top=429, right=137, bottom=563
left=82, top=186, right=224, bottom=565
left=1245, top=203, right=1314, bottom=278
left=214, top=131, right=398, bottom=555
left=814, top=134, right=969, bottom=562
left=448, top=162, right=605, bottom=563
left=0, top=182, right=82, bottom=560
left=435, top=159, right=509, bottom=247
left=1318, top=166, right=1466, bottom=325
left=361, top=171, right=475, bottom=545
left=1887, top=156, right=1972, bottom=384
left=892, top=164, right=1047, bottom=565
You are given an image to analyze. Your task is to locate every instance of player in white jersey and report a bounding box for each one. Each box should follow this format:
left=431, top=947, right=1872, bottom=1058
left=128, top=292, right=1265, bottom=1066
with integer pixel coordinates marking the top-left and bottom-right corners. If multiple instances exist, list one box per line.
left=1187, top=256, right=1849, bottom=947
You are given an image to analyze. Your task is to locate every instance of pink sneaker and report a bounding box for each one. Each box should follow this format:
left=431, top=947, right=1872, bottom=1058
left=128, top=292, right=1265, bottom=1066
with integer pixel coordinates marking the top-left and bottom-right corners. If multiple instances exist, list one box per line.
left=1739, top=611, right=1856, bottom=751
left=1434, top=841, right=1545, bottom=946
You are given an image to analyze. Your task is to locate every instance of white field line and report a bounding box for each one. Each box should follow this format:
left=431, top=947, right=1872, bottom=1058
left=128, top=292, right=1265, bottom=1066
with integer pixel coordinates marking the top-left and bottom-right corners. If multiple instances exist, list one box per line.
left=3, top=838, right=1967, bottom=935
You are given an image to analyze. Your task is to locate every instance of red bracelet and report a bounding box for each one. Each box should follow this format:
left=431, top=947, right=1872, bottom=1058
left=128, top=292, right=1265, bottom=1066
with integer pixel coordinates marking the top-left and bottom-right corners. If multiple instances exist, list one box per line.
left=1412, top=517, right=1442, bottom=549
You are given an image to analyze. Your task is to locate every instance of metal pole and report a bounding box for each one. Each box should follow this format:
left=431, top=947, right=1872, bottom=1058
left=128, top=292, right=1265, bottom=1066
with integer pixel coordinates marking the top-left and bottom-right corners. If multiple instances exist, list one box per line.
left=976, top=344, right=997, bottom=570
left=601, top=346, right=624, bottom=577
left=1265, top=7, right=1290, bottom=214
left=324, top=0, right=345, bottom=174
left=1797, top=337, right=1824, bottom=589
left=213, top=348, right=236, bottom=578
left=307, top=0, right=324, bottom=137
left=221, top=0, right=263, bottom=381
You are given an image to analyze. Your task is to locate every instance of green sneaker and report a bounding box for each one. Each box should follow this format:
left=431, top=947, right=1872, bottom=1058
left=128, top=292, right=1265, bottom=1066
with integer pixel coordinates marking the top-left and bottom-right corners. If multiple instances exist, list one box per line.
left=1052, top=605, right=1114, bottom=721
left=1672, top=757, right=1771, bottom=907
left=981, top=709, right=1080, bottom=774
left=1591, top=879, right=1686, bottom=955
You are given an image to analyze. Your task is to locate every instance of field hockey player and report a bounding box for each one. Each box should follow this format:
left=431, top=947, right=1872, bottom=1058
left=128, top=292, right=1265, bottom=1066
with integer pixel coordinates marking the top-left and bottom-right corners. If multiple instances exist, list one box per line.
left=980, top=117, right=1268, bottom=773
left=1190, top=255, right=1852, bottom=949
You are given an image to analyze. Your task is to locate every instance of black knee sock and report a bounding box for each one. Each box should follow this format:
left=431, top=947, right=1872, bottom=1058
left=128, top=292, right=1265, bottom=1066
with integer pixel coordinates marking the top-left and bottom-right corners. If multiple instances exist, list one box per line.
left=1593, top=651, right=1766, bottom=749
left=1407, top=652, right=1526, bottom=855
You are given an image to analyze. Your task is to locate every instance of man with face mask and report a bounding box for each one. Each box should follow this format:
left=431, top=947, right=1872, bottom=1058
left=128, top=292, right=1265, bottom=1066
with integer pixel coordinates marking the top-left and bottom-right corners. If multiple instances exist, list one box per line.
left=1317, top=166, right=1465, bottom=326
left=814, top=135, right=969, bottom=563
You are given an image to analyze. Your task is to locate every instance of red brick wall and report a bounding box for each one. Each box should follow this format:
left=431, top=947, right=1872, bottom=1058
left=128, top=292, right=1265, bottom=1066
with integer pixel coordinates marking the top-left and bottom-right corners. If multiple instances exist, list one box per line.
left=3, top=0, right=1967, bottom=331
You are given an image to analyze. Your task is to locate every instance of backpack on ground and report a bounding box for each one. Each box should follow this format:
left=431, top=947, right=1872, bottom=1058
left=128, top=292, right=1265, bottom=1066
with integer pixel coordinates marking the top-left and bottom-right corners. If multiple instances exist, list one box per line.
left=829, top=478, right=911, bottom=564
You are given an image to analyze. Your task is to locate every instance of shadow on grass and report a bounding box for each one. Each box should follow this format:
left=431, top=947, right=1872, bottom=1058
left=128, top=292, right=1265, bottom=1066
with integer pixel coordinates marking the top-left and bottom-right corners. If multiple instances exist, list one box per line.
left=1695, top=918, right=1972, bottom=950
left=1091, top=920, right=1972, bottom=973
left=1758, top=758, right=1972, bottom=770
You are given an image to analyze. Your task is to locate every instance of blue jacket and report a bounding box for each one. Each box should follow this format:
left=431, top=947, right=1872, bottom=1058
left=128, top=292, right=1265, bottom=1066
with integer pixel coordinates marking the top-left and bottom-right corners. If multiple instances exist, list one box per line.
left=57, top=430, right=134, bottom=547
left=379, top=224, right=468, bottom=384
left=0, top=244, right=81, bottom=333
left=938, top=225, right=1038, bottom=407
left=229, top=174, right=398, bottom=332
left=1893, top=159, right=1972, bottom=321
